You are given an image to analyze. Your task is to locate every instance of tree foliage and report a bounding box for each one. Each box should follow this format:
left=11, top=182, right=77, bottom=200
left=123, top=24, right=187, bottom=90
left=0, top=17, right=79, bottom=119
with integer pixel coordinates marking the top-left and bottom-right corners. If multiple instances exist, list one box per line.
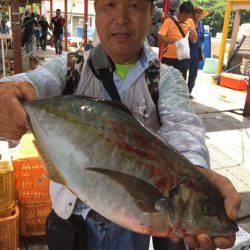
left=182, top=0, right=250, bottom=37
left=196, top=0, right=227, bottom=37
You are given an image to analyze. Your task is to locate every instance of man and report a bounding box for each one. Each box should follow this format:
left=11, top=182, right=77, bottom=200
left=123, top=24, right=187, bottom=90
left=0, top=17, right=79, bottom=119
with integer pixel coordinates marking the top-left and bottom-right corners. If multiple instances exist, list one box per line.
left=22, top=11, right=36, bottom=54
left=33, top=14, right=41, bottom=50
left=0, top=18, right=10, bottom=35
left=50, top=9, right=65, bottom=55
left=188, top=6, right=208, bottom=98
left=38, top=15, right=50, bottom=51
left=0, top=0, right=240, bottom=250
left=158, top=2, right=197, bottom=80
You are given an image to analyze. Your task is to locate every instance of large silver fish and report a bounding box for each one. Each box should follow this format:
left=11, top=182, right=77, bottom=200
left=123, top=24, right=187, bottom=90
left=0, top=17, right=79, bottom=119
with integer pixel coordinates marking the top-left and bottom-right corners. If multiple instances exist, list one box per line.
left=23, top=96, right=238, bottom=237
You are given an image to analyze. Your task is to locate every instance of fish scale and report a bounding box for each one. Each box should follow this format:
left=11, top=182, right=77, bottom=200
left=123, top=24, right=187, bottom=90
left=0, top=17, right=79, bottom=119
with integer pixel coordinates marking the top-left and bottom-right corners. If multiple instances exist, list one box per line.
left=23, top=96, right=238, bottom=237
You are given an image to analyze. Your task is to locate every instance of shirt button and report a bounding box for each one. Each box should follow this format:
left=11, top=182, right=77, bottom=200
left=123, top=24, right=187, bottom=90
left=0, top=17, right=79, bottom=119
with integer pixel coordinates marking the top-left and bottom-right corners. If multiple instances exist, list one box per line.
left=69, top=202, right=72, bottom=206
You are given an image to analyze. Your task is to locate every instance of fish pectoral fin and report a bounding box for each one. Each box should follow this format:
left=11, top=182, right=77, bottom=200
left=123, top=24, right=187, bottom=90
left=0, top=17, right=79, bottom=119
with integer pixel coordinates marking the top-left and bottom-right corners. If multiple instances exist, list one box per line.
left=85, top=168, right=169, bottom=213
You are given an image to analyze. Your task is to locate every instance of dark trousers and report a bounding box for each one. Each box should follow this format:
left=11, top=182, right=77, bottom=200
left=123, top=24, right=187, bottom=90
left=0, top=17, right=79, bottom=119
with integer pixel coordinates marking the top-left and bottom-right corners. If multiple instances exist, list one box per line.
left=161, top=57, right=190, bottom=80
left=54, top=34, right=63, bottom=54
left=153, top=237, right=186, bottom=250
left=188, top=50, right=200, bottom=93
left=40, top=33, right=48, bottom=51
left=46, top=209, right=186, bottom=250
left=46, top=210, right=87, bottom=250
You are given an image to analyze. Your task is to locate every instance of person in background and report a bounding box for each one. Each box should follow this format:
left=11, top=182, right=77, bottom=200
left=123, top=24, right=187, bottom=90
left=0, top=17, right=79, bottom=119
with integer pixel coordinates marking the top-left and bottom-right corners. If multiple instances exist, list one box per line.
left=50, top=9, right=65, bottom=55
left=0, top=18, right=10, bottom=35
left=85, top=39, right=94, bottom=51
left=148, top=0, right=180, bottom=47
left=22, top=11, right=36, bottom=55
left=148, top=6, right=162, bottom=47
left=188, top=6, right=208, bottom=98
left=39, top=15, right=50, bottom=51
left=33, top=14, right=41, bottom=50
left=158, top=2, right=197, bottom=80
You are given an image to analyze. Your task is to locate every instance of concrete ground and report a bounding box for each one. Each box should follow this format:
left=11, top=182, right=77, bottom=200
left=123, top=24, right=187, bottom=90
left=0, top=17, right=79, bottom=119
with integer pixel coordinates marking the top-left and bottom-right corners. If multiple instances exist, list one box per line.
left=189, top=70, right=250, bottom=233
left=19, top=64, right=250, bottom=248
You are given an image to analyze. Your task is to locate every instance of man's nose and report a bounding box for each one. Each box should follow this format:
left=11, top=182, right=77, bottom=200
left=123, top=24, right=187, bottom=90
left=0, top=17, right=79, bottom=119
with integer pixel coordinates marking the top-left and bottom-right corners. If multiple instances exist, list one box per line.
left=114, top=6, right=130, bottom=26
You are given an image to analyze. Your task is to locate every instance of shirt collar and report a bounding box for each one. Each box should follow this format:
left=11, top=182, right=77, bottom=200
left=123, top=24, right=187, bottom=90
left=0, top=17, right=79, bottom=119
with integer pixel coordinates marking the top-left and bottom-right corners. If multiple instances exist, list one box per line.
left=138, top=42, right=158, bottom=69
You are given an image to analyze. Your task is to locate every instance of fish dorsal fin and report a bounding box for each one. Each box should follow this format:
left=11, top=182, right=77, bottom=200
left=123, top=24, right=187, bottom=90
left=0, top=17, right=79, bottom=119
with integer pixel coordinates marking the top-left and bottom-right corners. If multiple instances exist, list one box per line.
left=85, top=168, right=169, bottom=213
left=32, top=139, right=66, bottom=186
left=101, top=100, right=132, bottom=116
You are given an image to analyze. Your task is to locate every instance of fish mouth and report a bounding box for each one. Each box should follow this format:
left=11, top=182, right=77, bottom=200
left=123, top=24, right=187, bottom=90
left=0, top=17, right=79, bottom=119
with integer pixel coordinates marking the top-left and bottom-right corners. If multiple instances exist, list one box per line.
left=210, top=221, right=239, bottom=237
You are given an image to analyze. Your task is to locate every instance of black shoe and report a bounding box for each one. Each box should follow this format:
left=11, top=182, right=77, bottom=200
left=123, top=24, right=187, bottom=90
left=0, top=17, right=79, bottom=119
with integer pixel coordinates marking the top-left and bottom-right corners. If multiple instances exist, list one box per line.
left=189, top=95, right=194, bottom=99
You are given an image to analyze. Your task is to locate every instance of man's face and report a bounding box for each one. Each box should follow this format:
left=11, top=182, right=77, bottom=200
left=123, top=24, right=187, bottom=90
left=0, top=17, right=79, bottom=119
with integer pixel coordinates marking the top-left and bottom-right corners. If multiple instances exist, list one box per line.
left=95, top=0, right=153, bottom=63
left=194, top=10, right=203, bottom=22
left=178, top=12, right=192, bottom=22
left=56, top=10, right=61, bottom=17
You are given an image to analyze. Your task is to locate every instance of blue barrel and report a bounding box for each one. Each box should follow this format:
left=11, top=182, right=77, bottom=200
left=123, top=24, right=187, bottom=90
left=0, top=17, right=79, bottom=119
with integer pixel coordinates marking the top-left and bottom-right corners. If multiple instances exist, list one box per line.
left=199, top=32, right=211, bottom=69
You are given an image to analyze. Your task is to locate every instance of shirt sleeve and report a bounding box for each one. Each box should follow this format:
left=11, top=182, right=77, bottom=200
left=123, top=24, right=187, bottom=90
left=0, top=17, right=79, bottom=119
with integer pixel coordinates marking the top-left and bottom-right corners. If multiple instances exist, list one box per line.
left=157, top=65, right=210, bottom=169
left=187, top=18, right=196, bottom=29
left=0, top=54, right=68, bottom=99
left=158, top=18, right=170, bottom=37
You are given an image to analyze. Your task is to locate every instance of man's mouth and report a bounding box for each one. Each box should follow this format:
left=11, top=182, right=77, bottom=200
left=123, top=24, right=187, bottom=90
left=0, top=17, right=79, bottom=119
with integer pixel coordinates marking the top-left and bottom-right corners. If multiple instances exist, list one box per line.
left=111, top=32, right=131, bottom=40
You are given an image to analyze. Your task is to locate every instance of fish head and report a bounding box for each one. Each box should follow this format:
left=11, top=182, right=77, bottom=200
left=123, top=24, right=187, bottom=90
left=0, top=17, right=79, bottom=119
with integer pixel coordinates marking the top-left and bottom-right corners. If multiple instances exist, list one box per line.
left=169, top=180, right=238, bottom=237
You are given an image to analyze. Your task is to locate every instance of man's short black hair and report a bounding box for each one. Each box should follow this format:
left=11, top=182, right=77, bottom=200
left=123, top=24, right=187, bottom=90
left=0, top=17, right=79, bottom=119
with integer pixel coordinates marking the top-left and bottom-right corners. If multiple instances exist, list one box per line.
left=56, top=9, right=61, bottom=12
left=179, top=2, right=194, bottom=15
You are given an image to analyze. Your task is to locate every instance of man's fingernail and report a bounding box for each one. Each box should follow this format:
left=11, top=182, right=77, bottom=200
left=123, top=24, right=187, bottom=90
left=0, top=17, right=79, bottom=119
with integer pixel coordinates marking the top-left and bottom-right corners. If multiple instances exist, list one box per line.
left=232, top=208, right=238, bottom=219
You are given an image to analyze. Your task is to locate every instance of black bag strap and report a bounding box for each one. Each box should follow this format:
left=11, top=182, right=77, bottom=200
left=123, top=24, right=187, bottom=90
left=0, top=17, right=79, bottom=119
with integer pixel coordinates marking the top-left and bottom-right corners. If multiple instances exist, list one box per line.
left=88, top=45, right=162, bottom=125
left=89, top=59, right=121, bottom=102
left=88, top=44, right=121, bottom=102
left=170, top=17, right=186, bottom=38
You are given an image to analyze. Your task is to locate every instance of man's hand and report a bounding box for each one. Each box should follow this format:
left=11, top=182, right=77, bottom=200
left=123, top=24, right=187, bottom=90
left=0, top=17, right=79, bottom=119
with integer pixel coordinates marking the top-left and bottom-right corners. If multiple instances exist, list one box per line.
left=184, top=167, right=241, bottom=250
left=188, top=27, right=198, bottom=43
left=0, top=81, right=38, bottom=140
left=188, top=27, right=196, bottom=36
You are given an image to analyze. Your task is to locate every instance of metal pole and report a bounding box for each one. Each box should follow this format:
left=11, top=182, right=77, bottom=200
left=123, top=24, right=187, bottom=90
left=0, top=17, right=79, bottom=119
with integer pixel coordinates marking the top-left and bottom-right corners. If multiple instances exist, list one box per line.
left=31, top=2, right=34, bottom=13
left=64, top=0, right=68, bottom=51
left=158, top=0, right=170, bottom=60
left=243, top=78, right=250, bottom=117
left=50, top=0, right=53, bottom=21
left=1, top=36, right=6, bottom=77
left=84, top=0, right=88, bottom=49
left=9, top=6, right=12, bottom=27
left=217, top=0, right=232, bottom=75
left=39, top=0, right=43, bottom=16
left=10, top=0, right=22, bottom=73
left=50, top=0, right=53, bottom=47
left=229, top=10, right=241, bottom=54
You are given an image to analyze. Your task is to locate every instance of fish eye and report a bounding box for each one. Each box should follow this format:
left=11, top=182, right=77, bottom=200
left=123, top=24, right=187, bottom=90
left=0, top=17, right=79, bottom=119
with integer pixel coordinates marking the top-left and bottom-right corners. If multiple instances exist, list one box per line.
left=202, top=199, right=222, bottom=216
left=203, top=203, right=213, bottom=214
